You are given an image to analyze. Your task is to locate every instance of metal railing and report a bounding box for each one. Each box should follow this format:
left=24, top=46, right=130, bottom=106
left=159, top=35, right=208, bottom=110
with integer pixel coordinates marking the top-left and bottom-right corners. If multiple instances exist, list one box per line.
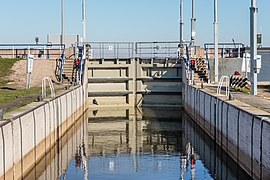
left=0, top=43, right=65, bottom=59
left=204, top=42, right=245, bottom=58
left=88, top=41, right=187, bottom=59
left=42, top=77, right=55, bottom=99
left=87, top=42, right=134, bottom=59
left=217, top=76, right=230, bottom=97
left=135, top=41, right=180, bottom=59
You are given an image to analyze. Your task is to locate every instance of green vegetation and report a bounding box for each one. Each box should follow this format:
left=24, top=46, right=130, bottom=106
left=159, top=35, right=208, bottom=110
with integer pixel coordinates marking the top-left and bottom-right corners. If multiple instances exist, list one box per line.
left=0, top=58, right=41, bottom=112
left=0, top=87, right=41, bottom=104
left=0, top=58, right=20, bottom=78
left=231, top=86, right=250, bottom=94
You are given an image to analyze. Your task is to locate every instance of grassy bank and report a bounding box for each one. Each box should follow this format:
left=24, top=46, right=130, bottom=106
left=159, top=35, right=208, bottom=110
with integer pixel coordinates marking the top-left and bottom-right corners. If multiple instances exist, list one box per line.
left=0, top=58, right=20, bottom=86
left=0, top=58, right=41, bottom=111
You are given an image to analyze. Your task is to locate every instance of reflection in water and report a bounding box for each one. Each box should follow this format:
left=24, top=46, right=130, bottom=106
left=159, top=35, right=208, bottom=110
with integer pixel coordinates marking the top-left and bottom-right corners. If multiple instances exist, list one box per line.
left=31, top=107, right=252, bottom=180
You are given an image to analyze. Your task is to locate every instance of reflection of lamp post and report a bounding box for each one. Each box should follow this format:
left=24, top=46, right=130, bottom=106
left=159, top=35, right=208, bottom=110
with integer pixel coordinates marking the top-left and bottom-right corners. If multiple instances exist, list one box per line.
left=250, top=0, right=258, bottom=95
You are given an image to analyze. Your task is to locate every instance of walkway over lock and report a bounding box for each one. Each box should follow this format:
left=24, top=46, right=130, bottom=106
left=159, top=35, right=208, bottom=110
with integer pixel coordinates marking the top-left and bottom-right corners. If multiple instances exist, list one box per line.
left=87, top=42, right=183, bottom=107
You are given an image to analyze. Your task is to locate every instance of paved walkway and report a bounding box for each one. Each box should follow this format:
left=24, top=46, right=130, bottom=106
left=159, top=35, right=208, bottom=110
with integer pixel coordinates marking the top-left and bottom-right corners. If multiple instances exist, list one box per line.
left=200, top=83, right=270, bottom=115
left=231, top=91, right=270, bottom=114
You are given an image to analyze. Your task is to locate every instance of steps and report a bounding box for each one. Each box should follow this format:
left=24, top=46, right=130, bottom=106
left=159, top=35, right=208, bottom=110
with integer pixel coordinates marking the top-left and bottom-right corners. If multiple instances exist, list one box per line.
left=194, top=58, right=209, bottom=83
left=62, top=58, right=75, bottom=83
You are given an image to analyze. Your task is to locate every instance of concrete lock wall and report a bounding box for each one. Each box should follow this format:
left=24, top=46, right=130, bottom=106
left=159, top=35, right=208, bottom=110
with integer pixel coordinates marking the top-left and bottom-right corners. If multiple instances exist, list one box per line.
left=0, top=86, right=87, bottom=179
left=88, top=58, right=182, bottom=108
left=0, top=57, right=88, bottom=180
left=183, top=84, right=270, bottom=180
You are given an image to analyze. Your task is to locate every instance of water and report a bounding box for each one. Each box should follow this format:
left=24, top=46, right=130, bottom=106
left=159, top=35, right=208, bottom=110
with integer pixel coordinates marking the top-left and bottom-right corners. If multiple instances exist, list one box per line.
left=29, top=107, right=252, bottom=180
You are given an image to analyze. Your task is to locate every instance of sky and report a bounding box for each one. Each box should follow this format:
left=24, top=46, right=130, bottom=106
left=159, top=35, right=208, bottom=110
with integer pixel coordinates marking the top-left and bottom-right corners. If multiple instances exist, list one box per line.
left=0, top=0, right=270, bottom=46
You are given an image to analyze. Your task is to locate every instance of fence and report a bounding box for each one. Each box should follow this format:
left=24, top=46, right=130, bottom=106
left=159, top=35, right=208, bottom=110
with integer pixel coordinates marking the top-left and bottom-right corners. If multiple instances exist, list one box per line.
left=0, top=44, right=65, bottom=59
left=88, top=41, right=183, bottom=59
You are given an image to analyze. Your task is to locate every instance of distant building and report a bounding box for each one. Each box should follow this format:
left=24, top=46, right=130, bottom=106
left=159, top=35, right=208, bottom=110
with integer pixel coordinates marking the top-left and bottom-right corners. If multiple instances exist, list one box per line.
left=47, top=34, right=80, bottom=48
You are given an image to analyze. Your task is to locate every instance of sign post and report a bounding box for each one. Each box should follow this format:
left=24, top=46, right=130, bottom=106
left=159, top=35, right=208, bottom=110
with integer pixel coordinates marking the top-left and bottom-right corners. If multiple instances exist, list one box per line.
left=26, top=54, right=34, bottom=89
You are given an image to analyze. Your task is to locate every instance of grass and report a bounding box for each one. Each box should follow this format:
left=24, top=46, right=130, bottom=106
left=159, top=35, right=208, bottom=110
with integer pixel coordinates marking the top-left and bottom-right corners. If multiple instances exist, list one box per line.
left=0, top=87, right=41, bottom=104
left=231, top=86, right=250, bottom=94
left=0, top=58, right=42, bottom=112
left=0, top=58, right=20, bottom=77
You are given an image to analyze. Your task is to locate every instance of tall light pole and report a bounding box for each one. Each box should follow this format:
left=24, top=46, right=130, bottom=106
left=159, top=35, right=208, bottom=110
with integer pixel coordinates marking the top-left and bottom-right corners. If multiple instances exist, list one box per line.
left=191, top=0, right=196, bottom=47
left=250, top=0, right=258, bottom=95
left=214, top=0, right=219, bottom=83
left=61, top=0, right=65, bottom=46
left=180, top=0, right=184, bottom=47
left=82, top=0, right=87, bottom=43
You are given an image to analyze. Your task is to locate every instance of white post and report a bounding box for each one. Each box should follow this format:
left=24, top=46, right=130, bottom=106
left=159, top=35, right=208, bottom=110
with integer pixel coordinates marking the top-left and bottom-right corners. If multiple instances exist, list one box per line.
left=214, top=0, right=219, bottom=83
left=250, top=0, right=258, bottom=95
left=82, top=0, right=87, bottom=43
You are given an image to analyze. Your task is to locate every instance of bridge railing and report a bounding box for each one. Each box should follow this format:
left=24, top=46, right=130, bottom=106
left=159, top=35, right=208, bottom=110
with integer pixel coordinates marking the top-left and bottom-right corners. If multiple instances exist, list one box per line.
left=88, top=42, right=134, bottom=59
left=88, top=41, right=185, bottom=59
left=135, top=41, right=180, bottom=59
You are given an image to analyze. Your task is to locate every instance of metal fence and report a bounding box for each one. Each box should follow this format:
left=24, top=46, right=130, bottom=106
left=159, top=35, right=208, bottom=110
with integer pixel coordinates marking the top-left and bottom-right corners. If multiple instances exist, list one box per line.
left=204, top=42, right=245, bottom=58
left=88, top=41, right=181, bottom=59
left=135, top=41, right=180, bottom=59
left=0, top=43, right=65, bottom=59
left=88, top=42, right=134, bottom=59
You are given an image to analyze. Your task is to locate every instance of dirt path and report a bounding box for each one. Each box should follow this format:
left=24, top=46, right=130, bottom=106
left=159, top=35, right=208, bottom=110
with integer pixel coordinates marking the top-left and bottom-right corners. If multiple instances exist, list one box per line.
left=7, top=59, right=57, bottom=89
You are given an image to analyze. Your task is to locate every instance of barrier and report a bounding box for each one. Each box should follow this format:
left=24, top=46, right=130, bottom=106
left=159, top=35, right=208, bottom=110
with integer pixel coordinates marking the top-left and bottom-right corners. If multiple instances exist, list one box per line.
left=184, top=84, right=270, bottom=179
left=0, top=84, right=88, bottom=179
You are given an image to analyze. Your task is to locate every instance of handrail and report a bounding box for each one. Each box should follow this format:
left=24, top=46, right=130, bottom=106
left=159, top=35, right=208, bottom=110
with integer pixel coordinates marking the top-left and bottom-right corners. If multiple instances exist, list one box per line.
left=185, top=45, right=192, bottom=84
left=217, top=76, right=230, bottom=97
left=42, top=77, right=55, bottom=99
left=204, top=45, right=211, bottom=82
left=59, top=48, right=65, bottom=82
left=204, top=42, right=245, bottom=58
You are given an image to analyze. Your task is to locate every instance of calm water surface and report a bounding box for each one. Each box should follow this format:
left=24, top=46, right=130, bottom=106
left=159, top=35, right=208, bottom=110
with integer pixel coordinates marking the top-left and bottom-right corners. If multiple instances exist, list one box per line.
left=30, top=107, right=252, bottom=180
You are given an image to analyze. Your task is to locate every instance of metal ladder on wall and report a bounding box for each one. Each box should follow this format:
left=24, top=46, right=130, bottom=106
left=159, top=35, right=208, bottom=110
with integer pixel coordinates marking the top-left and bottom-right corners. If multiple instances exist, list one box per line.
left=42, top=77, right=55, bottom=99
left=217, top=76, right=230, bottom=97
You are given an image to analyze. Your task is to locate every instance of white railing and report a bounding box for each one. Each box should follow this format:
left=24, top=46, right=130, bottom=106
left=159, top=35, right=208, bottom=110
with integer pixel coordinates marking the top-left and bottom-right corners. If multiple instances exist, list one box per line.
left=217, top=76, right=230, bottom=97
left=42, top=77, right=55, bottom=99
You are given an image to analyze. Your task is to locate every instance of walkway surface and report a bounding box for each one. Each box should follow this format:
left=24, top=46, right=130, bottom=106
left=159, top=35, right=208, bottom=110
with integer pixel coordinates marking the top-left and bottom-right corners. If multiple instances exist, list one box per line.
left=199, top=83, right=270, bottom=116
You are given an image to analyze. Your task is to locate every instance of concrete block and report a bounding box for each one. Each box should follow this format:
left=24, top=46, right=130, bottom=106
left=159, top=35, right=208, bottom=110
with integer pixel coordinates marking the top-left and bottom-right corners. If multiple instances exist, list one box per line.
left=227, top=106, right=238, bottom=146
left=2, top=123, right=13, bottom=180
left=262, top=120, right=270, bottom=178
left=12, top=119, right=23, bottom=179
left=89, top=83, right=127, bottom=92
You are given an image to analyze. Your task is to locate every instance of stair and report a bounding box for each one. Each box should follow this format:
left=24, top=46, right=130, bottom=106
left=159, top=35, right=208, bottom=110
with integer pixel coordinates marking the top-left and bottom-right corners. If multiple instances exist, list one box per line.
left=62, top=58, right=75, bottom=84
left=194, top=58, right=209, bottom=83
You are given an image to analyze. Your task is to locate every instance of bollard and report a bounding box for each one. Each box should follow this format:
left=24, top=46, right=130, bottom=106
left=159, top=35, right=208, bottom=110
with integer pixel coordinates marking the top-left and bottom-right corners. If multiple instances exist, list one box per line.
left=229, top=92, right=234, bottom=100
left=0, top=108, right=3, bottom=120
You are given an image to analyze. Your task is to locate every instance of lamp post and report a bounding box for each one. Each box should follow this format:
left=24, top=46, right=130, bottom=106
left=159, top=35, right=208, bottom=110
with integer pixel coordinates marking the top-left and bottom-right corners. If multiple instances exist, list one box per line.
left=191, top=0, right=196, bottom=47
left=180, top=0, right=184, bottom=47
left=214, top=0, right=218, bottom=83
left=82, top=0, right=87, bottom=43
left=250, top=0, right=258, bottom=95
left=61, top=0, right=64, bottom=46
